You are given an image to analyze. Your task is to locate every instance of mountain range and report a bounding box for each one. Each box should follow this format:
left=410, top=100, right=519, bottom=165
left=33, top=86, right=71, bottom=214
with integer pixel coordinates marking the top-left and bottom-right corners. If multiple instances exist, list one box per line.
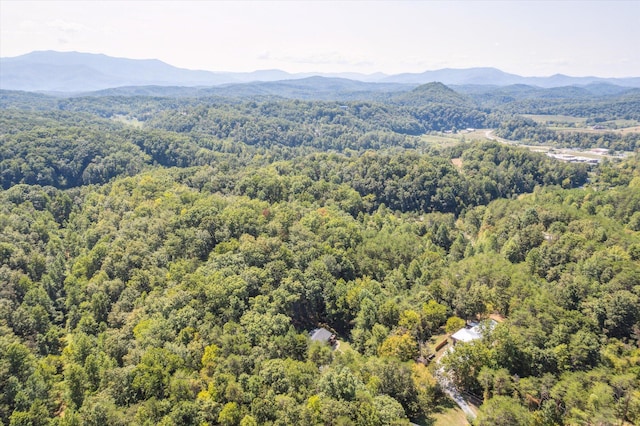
left=2, top=50, right=640, bottom=93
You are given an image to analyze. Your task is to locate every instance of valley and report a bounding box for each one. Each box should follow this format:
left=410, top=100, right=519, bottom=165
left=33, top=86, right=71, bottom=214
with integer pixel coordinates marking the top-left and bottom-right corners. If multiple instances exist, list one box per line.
left=0, top=72, right=639, bottom=425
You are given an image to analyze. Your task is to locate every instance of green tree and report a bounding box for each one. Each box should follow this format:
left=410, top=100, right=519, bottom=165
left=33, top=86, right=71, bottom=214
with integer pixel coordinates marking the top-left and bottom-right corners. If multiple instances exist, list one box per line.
left=378, top=333, right=418, bottom=362
left=65, top=363, right=87, bottom=409
left=318, top=366, right=359, bottom=401
left=218, top=402, right=242, bottom=426
left=445, top=316, right=466, bottom=334
left=475, top=396, right=533, bottom=426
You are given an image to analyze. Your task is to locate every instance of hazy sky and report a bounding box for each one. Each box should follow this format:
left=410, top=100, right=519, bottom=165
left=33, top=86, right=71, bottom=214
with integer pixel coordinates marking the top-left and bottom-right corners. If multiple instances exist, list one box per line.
left=1, top=1, right=639, bottom=77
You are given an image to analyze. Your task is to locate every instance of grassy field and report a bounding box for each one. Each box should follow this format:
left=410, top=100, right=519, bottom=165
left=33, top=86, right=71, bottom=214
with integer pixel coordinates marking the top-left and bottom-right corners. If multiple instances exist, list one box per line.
left=418, top=397, right=471, bottom=426
left=451, top=158, right=463, bottom=169
left=523, top=114, right=587, bottom=125
left=112, top=115, right=144, bottom=128
left=522, top=114, right=640, bottom=133
left=335, top=339, right=351, bottom=354
left=419, top=129, right=494, bottom=146
left=428, top=333, right=449, bottom=351
left=556, top=125, right=640, bottom=135
left=429, top=406, right=471, bottom=426
left=418, top=133, right=462, bottom=146
left=618, top=125, right=640, bottom=134
left=608, top=119, right=640, bottom=127
left=427, top=332, right=451, bottom=363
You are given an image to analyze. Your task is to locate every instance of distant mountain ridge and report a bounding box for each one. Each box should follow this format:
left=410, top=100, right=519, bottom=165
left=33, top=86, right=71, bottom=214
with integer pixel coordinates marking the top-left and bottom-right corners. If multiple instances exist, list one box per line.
left=58, top=77, right=415, bottom=102
left=382, top=67, right=640, bottom=88
left=1, top=50, right=639, bottom=93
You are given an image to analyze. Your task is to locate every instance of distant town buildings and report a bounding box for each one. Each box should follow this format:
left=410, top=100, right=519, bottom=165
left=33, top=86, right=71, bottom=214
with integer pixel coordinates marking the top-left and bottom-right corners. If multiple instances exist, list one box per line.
left=546, top=153, right=600, bottom=164
left=546, top=147, right=618, bottom=164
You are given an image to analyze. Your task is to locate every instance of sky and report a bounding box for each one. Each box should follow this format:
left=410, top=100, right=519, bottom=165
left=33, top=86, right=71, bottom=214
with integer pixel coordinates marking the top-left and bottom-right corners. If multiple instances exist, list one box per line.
left=1, top=1, right=639, bottom=77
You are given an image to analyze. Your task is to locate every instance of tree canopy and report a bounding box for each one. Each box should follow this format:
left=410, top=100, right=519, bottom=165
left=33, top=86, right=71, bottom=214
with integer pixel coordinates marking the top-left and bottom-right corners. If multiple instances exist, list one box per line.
left=0, top=87, right=639, bottom=425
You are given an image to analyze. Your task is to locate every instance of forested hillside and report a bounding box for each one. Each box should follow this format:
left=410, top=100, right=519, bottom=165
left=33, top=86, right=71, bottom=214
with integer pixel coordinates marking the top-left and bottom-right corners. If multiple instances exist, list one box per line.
left=1, top=88, right=639, bottom=426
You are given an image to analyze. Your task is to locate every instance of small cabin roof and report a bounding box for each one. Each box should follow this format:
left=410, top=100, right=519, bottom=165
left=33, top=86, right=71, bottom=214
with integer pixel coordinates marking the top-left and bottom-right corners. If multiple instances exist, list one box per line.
left=451, top=319, right=498, bottom=343
left=310, top=327, right=333, bottom=342
left=451, top=327, right=483, bottom=343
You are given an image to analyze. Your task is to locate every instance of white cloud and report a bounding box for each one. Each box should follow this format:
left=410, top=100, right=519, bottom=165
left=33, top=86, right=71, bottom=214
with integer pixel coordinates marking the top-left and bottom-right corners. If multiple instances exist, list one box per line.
left=47, top=19, right=88, bottom=35
left=19, top=20, right=40, bottom=31
left=257, top=50, right=375, bottom=71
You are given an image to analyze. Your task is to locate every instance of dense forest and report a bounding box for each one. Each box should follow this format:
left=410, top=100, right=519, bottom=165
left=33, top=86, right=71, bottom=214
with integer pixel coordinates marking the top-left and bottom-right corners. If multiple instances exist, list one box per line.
left=1, top=84, right=639, bottom=426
